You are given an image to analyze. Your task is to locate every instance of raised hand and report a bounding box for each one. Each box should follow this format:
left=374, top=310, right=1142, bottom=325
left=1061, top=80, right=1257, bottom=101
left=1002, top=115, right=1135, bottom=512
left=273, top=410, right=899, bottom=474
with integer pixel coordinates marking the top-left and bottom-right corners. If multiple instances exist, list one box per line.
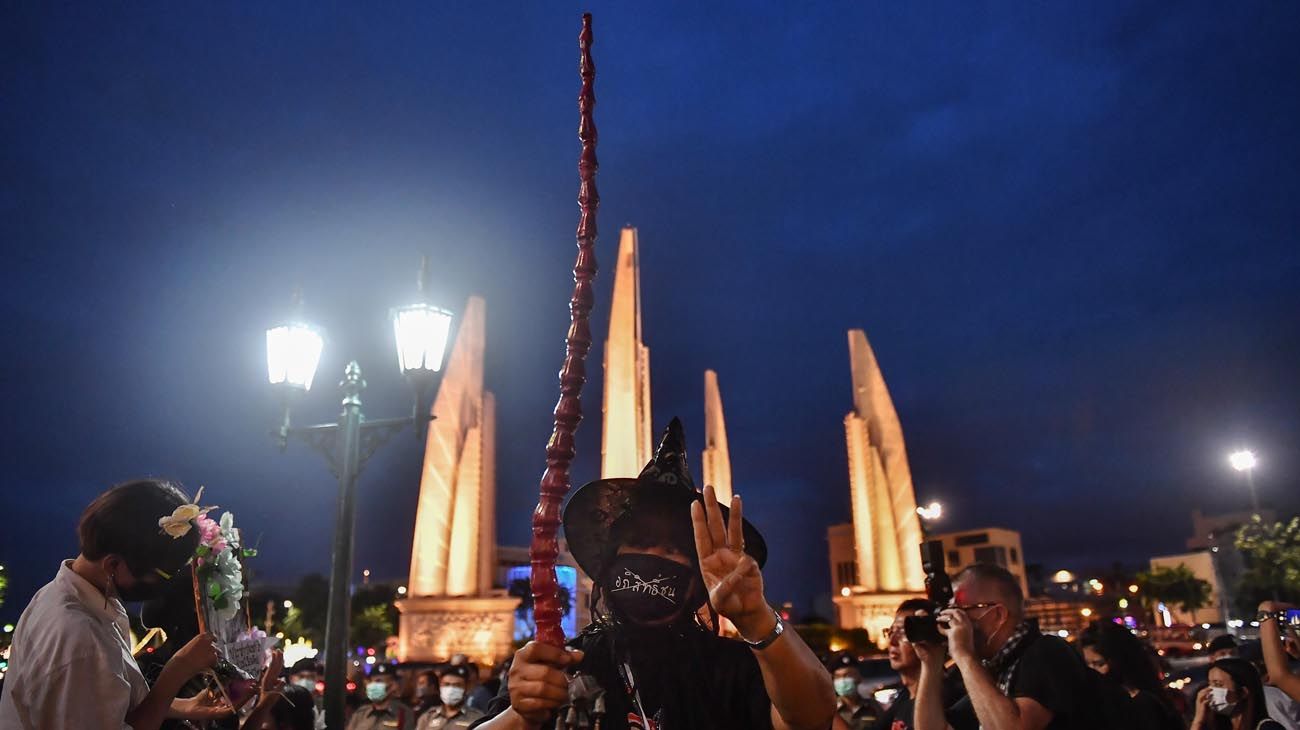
left=691, top=484, right=771, bottom=641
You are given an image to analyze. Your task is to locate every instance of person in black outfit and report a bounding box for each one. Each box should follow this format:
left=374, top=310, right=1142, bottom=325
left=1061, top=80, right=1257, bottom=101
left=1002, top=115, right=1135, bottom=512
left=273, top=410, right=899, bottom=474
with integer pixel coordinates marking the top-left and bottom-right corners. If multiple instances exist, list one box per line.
left=1079, top=620, right=1184, bottom=729
left=913, top=563, right=1096, bottom=730
left=1079, top=620, right=1183, bottom=730
left=875, top=598, right=967, bottom=730
left=472, top=419, right=835, bottom=730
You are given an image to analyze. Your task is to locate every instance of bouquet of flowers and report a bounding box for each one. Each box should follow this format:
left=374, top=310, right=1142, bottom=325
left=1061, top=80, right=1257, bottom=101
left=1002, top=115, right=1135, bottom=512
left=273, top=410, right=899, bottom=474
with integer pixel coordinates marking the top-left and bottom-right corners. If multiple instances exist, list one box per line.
left=160, top=488, right=273, bottom=711
left=194, top=510, right=245, bottom=623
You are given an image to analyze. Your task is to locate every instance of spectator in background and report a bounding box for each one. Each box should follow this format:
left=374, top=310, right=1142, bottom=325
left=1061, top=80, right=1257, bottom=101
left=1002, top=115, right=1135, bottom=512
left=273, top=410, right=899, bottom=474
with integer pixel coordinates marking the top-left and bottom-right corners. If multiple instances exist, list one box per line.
left=1079, top=620, right=1182, bottom=730
left=1209, top=636, right=1240, bottom=663
left=413, top=669, right=443, bottom=720
left=890, top=598, right=968, bottom=730
left=287, top=659, right=322, bottom=696
left=1191, top=657, right=1284, bottom=730
left=416, top=665, right=484, bottom=729
left=347, top=664, right=412, bottom=730
left=260, top=684, right=318, bottom=730
left=830, top=656, right=883, bottom=729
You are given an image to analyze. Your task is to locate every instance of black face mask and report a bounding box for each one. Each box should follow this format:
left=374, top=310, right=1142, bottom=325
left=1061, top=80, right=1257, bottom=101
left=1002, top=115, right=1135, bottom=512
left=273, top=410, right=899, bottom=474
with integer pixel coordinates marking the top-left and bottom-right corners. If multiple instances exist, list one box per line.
left=111, top=567, right=166, bottom=603
left=605, top=553, right=698, bottom=626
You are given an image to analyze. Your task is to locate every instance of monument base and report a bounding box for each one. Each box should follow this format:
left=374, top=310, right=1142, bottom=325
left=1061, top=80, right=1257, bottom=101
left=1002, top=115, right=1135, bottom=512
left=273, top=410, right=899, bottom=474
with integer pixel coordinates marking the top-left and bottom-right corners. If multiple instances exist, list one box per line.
left=834, top=591, right=924, bottom=648
left=396, top=595, right=521, bottom=666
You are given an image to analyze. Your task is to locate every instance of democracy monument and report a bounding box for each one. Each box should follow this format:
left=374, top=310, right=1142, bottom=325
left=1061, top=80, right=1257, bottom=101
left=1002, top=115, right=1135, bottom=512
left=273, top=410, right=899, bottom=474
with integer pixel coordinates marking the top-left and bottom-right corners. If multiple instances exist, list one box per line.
left=394, top=224, right=922, bottom=659
left=829, top=329, right=926, bottom=642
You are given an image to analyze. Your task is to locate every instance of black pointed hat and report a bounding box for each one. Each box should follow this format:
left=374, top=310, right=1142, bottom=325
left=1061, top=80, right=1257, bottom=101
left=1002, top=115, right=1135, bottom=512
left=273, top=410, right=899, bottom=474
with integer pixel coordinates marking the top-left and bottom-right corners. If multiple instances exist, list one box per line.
left=562, top=417, right=766, bottom=582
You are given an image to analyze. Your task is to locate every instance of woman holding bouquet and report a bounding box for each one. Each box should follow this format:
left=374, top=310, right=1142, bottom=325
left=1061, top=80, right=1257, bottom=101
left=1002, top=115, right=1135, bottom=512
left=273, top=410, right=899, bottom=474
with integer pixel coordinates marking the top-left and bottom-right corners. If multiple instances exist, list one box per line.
left=0, top=479, right=232, bottom=729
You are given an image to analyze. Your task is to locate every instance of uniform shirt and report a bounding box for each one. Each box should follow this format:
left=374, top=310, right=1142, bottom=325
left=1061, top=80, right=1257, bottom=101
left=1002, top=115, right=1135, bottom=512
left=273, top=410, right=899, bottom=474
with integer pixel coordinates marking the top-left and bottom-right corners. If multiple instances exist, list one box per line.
left=347, top=700, right=415, bottom=730
left=0, top=560, right=149, bottom=730
left=836, top=696, right=882, bottom=729
left=416, top=704, right=484, bottom=729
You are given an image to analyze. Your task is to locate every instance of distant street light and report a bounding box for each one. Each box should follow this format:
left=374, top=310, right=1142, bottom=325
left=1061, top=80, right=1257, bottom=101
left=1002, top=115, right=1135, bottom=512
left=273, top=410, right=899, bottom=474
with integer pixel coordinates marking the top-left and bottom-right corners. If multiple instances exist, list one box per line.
left=266, top=259, right=452, bottom=730
left=283, top=599, right=294, bottom=609
left=1228, top=449, right=1260, bottom=516
left=916, top=501, right=943, bottom=522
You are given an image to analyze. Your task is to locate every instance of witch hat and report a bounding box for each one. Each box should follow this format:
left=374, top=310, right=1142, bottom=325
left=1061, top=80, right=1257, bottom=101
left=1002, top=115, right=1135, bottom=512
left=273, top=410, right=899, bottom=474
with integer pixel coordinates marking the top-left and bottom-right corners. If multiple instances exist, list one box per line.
left=562, top=417, right=766, bottom=581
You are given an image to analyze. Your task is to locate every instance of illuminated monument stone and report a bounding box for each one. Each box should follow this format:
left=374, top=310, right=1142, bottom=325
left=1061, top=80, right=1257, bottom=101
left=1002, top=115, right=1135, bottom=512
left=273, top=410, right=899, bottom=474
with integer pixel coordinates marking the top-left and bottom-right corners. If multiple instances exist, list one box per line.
left=831, top=330, right=925, bottom=643
left=398, top=296, right=518, bottom=665
left=600, top=225, right=653, bottom=478
left=701, top=369, right=733, bottom=504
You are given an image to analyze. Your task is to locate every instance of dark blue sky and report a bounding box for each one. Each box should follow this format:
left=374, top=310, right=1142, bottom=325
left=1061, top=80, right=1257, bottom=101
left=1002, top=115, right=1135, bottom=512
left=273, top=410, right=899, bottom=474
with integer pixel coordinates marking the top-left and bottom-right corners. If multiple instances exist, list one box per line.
left=3, top=2, right=1299, bottom=621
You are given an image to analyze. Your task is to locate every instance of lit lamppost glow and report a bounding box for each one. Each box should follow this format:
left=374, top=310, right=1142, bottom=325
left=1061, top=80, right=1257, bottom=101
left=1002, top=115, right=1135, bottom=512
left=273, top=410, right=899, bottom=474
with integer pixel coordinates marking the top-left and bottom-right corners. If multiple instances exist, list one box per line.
left=1228, top=448, right=1260, bottom=516
left=916, top=501, right=943, bottom=522
left=266, top=259, right=452, bottom=730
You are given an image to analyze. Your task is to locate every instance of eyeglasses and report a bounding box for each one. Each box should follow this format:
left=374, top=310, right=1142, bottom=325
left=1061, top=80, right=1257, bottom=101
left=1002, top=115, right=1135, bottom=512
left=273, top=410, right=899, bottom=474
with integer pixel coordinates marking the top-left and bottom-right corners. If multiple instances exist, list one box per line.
left=949, top=602, right=1001, bottom=612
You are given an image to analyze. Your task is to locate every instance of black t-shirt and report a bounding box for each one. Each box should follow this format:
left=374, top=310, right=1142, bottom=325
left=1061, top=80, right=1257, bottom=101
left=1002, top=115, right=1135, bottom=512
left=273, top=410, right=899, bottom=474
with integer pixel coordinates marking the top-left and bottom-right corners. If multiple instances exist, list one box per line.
left=947, top=634, right=1096, bottom=730
left=472, top=625, right=772, bottom=730
left=872, top=671, right=967, bottom=730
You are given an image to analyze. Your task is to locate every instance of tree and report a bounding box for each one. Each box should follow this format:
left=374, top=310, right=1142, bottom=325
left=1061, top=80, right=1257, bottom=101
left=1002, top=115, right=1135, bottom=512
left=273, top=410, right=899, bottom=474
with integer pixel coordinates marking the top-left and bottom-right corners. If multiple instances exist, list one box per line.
left=281, top=573, right=329, bottom=644
left=1135, top=564, right=1212, bottom=622
left=507, top=578, right=572, bottom=636
left=1234, top=515, right=1300, bottom=612
left=351, top=605, right=394, bottom=650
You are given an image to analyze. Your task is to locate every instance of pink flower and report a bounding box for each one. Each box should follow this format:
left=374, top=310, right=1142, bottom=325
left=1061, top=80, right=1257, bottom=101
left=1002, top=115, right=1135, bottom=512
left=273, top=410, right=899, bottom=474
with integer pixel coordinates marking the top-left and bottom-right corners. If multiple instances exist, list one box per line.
left=196, top=515, right=227, bottom=553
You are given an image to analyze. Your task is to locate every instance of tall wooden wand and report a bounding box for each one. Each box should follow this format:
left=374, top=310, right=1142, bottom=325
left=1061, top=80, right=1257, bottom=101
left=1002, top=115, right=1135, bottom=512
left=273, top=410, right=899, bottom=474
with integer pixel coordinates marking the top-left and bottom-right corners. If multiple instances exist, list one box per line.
left=530, top=13, right=599, bottom=647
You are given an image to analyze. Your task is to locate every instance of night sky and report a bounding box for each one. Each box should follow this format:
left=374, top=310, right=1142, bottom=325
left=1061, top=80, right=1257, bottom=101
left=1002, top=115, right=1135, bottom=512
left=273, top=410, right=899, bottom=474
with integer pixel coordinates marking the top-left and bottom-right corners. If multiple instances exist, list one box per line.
left=3, top=2, right=1299, bottom=623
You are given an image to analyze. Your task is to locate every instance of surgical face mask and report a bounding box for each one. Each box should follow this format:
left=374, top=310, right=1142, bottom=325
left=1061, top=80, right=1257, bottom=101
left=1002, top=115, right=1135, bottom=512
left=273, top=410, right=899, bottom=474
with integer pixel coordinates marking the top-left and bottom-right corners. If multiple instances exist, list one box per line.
left=440, top=685, right=465, bottom=706
left=605, top=553, right=696, bottom=626
left=833, top=677, right=856, bottom=697
left=293, top=677, right=316, bottom=692
left=1209, top=687, right=1238, bottom=716
left=365, top=681, right=389, bottom=702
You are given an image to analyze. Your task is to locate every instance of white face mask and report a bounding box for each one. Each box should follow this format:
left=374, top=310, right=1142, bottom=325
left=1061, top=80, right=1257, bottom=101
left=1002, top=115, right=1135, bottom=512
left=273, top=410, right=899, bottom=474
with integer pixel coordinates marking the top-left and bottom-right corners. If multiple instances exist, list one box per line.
left=440, top=685, right=466, bottom=707
left=293, top=677, right=316, bottom=692
left=1209, top=686, right=1238, bottom=716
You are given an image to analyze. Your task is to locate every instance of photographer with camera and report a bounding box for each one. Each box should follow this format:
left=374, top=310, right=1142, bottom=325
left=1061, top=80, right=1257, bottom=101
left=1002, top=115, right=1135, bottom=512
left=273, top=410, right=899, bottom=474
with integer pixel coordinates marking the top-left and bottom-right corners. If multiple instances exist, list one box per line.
left=913, top=564, right=1095, bottom=730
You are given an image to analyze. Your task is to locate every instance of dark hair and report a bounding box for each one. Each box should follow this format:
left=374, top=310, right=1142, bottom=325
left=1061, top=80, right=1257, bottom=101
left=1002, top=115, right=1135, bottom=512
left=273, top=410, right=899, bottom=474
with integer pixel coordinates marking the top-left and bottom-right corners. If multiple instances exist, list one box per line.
left=442, top=664, right=472, bottom=682
left=955, top=563, right=1024, bottom=617
left=288, top=658, right=320, bottom=676
left=79, top=479, right=199, bottom=577
left=896, top=597, right=935, bottom=615
left=1209, top=657, right=1272, bottom=729
left=416, top=669, right=437, bottom=684
left=271, top=684, right=317, bottom=730
left=1079, top=621, right=1162, bottom=693
left=1207, top=635, right=1238, bottom=655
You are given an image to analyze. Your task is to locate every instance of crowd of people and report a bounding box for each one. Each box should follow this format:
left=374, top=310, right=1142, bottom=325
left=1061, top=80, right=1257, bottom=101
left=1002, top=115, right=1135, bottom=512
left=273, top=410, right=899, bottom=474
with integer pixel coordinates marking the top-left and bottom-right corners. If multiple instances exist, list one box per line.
left=823, top=566, right=1300, bottom=730
left=1, top=434, right=1298, bottom=729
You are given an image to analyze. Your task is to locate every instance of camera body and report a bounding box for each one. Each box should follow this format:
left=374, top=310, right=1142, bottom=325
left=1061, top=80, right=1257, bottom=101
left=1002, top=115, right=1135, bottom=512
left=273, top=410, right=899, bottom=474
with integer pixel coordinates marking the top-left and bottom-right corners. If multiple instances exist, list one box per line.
left=902, top=540, right=953, bottom=644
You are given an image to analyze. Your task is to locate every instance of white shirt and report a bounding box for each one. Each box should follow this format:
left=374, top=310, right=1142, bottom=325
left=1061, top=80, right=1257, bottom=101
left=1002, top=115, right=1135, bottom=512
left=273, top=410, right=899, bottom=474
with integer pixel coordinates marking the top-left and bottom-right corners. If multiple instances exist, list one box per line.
left=0, top=560, right=149, bottom=730
left=1265, top=685, right=1300, bottom=730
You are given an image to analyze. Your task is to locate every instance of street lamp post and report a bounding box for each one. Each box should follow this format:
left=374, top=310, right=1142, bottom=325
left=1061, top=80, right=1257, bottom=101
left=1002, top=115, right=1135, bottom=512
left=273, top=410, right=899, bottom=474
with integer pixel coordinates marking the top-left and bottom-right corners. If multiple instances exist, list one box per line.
left=1228, top=449, right=1260, bottom=517
left=266, top=263, right=452, bottom=730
